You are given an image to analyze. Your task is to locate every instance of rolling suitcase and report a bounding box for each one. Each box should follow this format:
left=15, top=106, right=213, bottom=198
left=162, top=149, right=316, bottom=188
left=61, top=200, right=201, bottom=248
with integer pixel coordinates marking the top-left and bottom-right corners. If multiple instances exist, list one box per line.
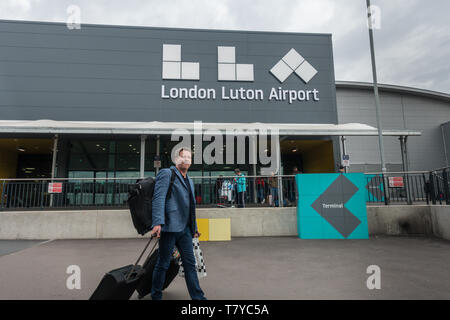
left=89, top=235, right=158, bottom=300
left=136, top=248, right=181, bottom=299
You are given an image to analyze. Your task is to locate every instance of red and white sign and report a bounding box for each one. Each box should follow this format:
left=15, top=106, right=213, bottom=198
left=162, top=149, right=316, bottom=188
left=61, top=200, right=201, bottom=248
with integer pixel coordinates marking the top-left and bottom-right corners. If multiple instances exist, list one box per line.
left=48, top=183, right=63, bottom=193
left=388, top=177, right=404, bottom=188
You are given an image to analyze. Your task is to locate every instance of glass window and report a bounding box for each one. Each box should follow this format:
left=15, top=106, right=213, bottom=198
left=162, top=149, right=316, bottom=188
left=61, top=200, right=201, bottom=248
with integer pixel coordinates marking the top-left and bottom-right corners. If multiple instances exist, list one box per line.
left=116, top=141, right=140, bottom=154
left=115, top=154, right=140, bottom=171
left=144, top=136, right=157, bottom=172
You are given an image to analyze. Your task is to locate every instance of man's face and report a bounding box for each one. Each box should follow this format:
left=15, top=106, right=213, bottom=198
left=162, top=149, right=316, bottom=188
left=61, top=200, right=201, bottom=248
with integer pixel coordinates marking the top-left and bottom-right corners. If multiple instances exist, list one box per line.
left=177, top=150, right=192, bottom=170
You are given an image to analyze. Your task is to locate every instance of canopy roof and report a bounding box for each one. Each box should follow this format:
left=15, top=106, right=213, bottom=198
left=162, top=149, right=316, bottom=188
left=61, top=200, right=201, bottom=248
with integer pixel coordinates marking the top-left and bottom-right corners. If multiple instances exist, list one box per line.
left=0, top=120, right=421, bottom=136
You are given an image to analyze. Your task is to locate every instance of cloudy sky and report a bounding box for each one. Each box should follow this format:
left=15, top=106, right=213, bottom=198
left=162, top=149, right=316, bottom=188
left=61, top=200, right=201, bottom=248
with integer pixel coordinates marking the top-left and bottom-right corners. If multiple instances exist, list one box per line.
left=1, top=0, right=449, bottom=94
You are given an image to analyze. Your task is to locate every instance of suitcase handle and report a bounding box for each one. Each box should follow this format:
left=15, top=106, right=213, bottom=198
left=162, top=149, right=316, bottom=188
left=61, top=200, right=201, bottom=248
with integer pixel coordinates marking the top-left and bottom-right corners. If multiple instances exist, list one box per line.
left=126, top=234, right=158, bottom=281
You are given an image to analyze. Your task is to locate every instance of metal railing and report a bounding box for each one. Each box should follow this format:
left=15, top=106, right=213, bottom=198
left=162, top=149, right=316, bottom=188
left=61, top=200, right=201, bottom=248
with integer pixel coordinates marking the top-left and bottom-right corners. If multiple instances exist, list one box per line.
left=0, top=177, right=138, bottom=210
left=190, top=175, right=298, bottom=208
left=1, top=168, right=449, bottom=210
left=365, top=167, right=450, bottom=205
left=0, top=175, right=298, bottom=210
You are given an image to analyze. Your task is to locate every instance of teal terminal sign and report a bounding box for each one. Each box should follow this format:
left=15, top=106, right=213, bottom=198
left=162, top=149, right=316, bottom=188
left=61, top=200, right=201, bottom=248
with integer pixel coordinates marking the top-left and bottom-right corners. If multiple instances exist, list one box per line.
left=296, top=173, right=369, bottom=239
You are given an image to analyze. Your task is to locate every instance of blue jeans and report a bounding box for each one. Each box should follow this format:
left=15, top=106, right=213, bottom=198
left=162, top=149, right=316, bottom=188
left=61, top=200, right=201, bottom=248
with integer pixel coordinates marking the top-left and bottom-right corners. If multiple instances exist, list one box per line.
left=271, top=187, right=279, bottom=206
left=237, top=191, right=245, bottom=208
left=151, top=226, right=206, bottom=300
left=257, top=186, right=264, bottom=202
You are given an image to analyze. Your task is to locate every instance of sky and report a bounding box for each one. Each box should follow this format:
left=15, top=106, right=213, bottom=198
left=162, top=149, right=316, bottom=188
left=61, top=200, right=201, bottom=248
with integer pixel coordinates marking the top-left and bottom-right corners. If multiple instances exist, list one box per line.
left=1, top=0, right=449, bottom=94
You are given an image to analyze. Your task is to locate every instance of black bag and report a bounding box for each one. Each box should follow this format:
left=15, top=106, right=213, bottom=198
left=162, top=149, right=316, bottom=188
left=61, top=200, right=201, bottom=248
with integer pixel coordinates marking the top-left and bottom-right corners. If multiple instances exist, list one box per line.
left=89, top=236, right=159, bottom=300
left=128, top=168, right=176, bottom=235
left=135, top=248, right=181, bottom=299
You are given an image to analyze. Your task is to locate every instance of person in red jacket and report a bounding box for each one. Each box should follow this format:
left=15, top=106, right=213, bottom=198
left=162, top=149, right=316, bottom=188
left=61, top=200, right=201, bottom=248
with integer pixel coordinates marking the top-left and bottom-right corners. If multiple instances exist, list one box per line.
left=255, top=175, right=266, bottom=204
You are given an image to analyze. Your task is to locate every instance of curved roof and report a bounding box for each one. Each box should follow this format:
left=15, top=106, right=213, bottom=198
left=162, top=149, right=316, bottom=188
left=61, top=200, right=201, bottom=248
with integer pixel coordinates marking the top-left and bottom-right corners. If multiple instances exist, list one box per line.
left=336, top=81, right=450, bottom=103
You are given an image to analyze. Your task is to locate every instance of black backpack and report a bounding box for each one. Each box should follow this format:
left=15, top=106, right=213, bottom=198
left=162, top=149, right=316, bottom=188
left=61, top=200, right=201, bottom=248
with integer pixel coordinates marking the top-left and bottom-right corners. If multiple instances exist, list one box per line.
left=127, top=168, right=176, bottom=235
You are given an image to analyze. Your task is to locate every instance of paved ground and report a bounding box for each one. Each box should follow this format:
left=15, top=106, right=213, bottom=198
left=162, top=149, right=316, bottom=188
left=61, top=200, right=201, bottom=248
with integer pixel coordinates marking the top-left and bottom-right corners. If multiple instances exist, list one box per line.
left=0, top=240, right=47, bottom=257
left=0, top=236, right=449, bottom=300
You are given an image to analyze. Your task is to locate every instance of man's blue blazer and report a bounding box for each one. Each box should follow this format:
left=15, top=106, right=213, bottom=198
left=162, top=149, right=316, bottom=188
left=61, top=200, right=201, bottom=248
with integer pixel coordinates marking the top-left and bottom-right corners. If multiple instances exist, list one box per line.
left=151, top=165, right=198, bottom=235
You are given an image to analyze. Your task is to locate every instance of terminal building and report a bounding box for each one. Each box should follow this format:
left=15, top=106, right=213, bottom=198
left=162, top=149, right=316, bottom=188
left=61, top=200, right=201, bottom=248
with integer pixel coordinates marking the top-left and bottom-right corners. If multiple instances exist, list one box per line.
left=0, top=20, right=449, bottom=189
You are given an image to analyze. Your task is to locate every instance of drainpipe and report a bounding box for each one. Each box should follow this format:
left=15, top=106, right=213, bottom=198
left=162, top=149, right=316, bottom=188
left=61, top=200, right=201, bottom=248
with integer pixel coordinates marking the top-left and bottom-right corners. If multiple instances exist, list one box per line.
left=441, top=125, right=449, bottom=167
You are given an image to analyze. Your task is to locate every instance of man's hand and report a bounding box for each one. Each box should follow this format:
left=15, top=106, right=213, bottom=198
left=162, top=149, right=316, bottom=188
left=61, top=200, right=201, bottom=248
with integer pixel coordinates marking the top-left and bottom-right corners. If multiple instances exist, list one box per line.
left=194, top=231, right=201, bottom=238
left=151, top=225, right=161, bottom=238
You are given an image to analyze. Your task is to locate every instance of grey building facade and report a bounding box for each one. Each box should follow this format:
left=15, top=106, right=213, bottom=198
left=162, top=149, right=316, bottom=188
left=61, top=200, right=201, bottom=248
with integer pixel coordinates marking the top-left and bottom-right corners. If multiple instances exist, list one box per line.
left=336, top=82, right=450, bottom=172
left=0, top=19, right=448, bottom=185
left=0, top=20, right=337, bottom=124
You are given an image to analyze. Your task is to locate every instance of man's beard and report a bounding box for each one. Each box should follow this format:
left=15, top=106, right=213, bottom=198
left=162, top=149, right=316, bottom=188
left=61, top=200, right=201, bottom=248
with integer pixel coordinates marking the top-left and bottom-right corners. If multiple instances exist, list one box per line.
left=177, top=163, right=190, bottom=173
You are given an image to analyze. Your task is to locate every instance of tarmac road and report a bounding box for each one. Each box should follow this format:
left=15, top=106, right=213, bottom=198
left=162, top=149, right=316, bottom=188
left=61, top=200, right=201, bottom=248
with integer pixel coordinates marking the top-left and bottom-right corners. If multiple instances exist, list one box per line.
left=0, top=235, right=449, bottom=300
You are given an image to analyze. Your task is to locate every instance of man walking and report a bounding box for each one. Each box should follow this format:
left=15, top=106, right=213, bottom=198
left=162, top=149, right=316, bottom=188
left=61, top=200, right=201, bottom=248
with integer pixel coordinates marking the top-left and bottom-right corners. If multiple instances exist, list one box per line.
left=150, top=147, right=206, bottom=300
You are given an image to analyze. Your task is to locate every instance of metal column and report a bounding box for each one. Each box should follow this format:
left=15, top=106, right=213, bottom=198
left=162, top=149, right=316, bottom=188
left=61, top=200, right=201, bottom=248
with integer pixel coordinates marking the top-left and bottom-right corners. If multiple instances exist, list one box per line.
left=156, top=135, right=160, bottom=175
left=341, top=136, right=348, bottom=173
left=49, top=134, right=58, bottom=207
left=140, top=135, right=147, bottom=178
left=366, top=0, right=387, bottom=175
left=275, top=136, right=283, bottom=207
left=399, top=136, right=412, bottom=205
left=251, top=136, right=257, bottom=204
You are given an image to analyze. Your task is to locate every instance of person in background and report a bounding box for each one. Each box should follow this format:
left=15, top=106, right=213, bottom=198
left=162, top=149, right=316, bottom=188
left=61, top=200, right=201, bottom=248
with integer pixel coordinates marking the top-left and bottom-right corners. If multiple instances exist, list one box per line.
left=255, top=172, right=266, bottom=204
left=234, top=168, right=246, bottom=208
left=424, top=180, right=431, bottom=203
left=339, top=165, right=345, bottom=173
left=215, top=175, right=224, bottom=204
left=269, top=172, right=279, bottom=207
left=290, top=166, right=301, bottom=204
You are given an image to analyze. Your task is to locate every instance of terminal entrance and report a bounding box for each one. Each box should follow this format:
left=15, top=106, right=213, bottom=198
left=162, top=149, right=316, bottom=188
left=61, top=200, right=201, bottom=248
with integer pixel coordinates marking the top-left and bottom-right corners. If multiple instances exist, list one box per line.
left=280, top=138, right=335, bottom=174
left=0, top=134, right=337, bottom=208
left=0, top=138, right=53, bottom=179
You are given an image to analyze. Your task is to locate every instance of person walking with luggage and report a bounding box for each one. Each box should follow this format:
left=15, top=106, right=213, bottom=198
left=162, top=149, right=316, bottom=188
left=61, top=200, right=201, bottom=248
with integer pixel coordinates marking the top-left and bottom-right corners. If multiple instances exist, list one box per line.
left=150, top=147, right=206, bottom=300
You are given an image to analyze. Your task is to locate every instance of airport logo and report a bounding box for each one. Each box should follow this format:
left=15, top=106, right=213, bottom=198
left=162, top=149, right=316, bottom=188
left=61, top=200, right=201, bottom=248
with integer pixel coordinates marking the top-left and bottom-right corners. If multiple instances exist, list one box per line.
left=162, top=44, right=200, bottom=80
left=217, top=46, right=254, bottom=81
left=270, top=48, right=318, bottom=84
left=160, top=44, right=320, bottom=104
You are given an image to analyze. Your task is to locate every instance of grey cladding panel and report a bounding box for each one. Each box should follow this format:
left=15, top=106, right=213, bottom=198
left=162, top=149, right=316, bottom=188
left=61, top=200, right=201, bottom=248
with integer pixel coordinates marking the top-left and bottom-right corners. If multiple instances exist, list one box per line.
left=337, top=87, right=450, bottom=171
left=0, top=20, right=337, bottom=124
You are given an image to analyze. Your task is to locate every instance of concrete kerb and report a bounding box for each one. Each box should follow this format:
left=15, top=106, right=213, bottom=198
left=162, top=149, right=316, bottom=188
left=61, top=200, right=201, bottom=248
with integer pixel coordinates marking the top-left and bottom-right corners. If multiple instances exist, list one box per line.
left=0, top=206, right=449, bottom=240
left=430, top=206, right=450, bottom=240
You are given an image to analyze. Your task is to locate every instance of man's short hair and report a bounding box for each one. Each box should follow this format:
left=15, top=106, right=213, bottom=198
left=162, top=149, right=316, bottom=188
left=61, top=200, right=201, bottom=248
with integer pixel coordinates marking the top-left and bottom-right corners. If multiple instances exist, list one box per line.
left=175, top=147, right=192, bottom=157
